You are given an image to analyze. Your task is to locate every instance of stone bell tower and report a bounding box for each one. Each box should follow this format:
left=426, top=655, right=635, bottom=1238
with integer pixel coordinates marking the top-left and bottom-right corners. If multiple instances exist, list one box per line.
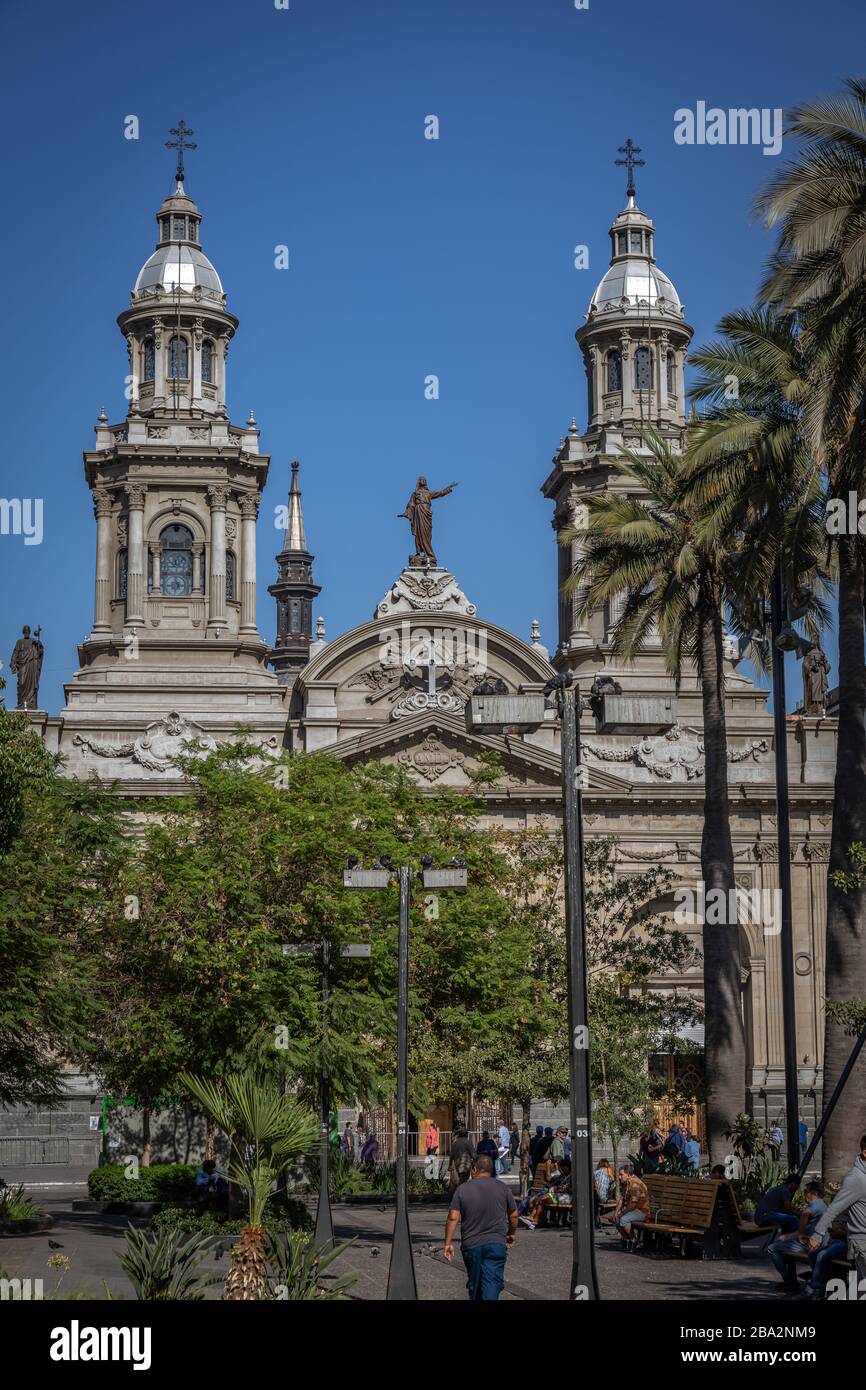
left=53, top=127, right=288, bottom=782
left=542, top=142, right=693, bottom=679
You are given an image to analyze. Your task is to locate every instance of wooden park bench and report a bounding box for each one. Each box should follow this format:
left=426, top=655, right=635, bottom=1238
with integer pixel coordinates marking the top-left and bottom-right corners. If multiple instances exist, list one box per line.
left=626, top=1175, right=771, bottom=1259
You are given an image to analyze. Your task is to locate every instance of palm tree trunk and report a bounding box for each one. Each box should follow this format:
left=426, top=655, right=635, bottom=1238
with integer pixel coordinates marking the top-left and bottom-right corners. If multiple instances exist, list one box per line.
left=822, top=537, right=866, bottom=1182
left=699, top=599, right=746, bottom=1163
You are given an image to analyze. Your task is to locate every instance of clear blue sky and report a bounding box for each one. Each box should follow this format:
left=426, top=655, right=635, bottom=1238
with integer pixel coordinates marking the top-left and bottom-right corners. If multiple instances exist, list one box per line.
left=1, top=0, right=861, bottom=714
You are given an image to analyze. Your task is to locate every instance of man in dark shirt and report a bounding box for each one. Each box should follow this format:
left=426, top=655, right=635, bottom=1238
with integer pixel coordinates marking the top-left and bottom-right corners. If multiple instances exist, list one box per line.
left=444, top=1154, right=518, bottom=1300
left=756, top=1174, right=800, bottom=1233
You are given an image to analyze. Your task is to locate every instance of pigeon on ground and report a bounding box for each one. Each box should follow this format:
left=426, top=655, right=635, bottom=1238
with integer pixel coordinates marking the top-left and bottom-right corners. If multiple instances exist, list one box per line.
left=213, top=1243, right=225, bottom=1261
left=47, top=1240, right=64, bottom=1250
left=370, top=1247, right=380, bottom=1257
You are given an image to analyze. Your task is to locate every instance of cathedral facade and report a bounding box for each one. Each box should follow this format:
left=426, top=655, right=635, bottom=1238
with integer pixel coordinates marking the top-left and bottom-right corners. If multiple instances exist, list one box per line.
left=8, top=164, right=837, bottom=1166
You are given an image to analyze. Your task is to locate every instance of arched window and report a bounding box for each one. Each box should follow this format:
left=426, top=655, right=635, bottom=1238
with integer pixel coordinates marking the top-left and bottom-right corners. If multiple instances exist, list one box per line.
left=606, top=349, right=622, bottom=392
left=225, top=550, right=236, bottom=601
left=616, top=232, right=627, bottom=256
left=160, top=217, right=170, bottom=242
left=117, top=549, right=128, bottom=600
left=634, top=345, right=652, bottom=391
left=201, top=339, right=214, bottom=384
left=143, top=337, right=155, bottom=382
left=666, top=351, right=676, bottom=395
left=629, top=230, right=643, bottom=254
left=290, top=599, right=302, bottom=634
left=168, top=335, right=188, bottom=379
left=159, top=524, right=194, bottom=596
left=171, top=215, right=186, bottom=240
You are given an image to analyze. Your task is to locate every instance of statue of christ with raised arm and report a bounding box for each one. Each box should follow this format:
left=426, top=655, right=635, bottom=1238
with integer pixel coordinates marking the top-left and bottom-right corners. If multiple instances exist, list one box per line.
left=398, top=476, right=458, bottom=566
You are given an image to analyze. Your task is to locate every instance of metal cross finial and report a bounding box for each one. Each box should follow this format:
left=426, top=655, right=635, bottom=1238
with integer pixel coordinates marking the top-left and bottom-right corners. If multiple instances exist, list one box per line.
left=615, top=138, right=645, bottom=200
left=165, top=120, right=197, bottom=182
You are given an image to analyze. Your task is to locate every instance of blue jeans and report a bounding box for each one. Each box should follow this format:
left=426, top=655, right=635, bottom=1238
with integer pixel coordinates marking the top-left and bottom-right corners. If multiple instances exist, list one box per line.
left=762, top=1210, right=799, bottom=1234
left=809, top=1238, right=848, bottom=1294
left=462, top=1242, right=507, bottom=1300
left=768, top=1233, right=807, bottom=1281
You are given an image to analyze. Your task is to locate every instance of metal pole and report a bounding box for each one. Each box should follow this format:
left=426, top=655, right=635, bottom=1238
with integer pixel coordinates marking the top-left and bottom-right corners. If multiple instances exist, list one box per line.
left=387, top=866, right=418, bottom=1299
left=560, top=683, right=600, bottom=1300
left=797, top=1024, right=866, bottom=1180
left=771, top=565, right=801, bottom=1171
left=314, top=940, right=334, bottom=1247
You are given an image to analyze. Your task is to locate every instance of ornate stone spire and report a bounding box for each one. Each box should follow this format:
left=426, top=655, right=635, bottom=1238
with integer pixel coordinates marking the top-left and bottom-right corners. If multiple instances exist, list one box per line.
left=268, top=461, right=320, bottom=686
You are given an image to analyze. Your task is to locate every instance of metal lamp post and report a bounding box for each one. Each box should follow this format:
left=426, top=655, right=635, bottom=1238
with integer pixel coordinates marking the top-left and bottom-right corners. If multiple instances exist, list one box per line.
left=343, top=855, right=467, bottom=1301
left=466, top=678, right=600, bottom=1301
left=282, top=940, right=372, bottom=1248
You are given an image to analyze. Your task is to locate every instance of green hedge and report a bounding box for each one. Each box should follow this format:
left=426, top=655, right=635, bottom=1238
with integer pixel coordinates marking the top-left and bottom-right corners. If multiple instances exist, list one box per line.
left=87, top=1163, right=198, bottom=1204
left=151, top=1196, right=311, bottom=1236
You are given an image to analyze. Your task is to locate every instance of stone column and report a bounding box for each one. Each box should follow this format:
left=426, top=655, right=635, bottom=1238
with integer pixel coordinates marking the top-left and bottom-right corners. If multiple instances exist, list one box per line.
left=153, top=318, right=166, bottom=409
left=587, top=345, right=602, bottom=428
left=125, top=485, right=147, bottom=626
left=654, top=334, right=666, bottom=423
left=92, top=487, right=113, bottom=633
left=192, top=316, right=203, bottom=405
left=675, top=347, right=687, bottom=423
left=620, top=331, right=633, bottom=417
left=192, top=542, right=204, bottom=594
left=207, top=486, right=229, bottom=629
left=148, top=542, right=161, bottom=595
left=239, top=494, right=259, bottom=634
left=125, top=333, right=140, bottom=414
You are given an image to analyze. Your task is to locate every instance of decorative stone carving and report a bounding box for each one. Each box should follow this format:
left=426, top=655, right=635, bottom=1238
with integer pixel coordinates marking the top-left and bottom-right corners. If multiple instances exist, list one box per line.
left=92, top=487, right=112, bottom=518
left=116, top=516, right=127, bottom=544
left=801, top=834, right=830, bottom=863
left=126, top=485, right=147, bottom=509
left=148, top=427, right=168, bottom=439
left=207, top=486, right=230, bottom=510
left=397, top=734, right=466, bottom=782
left=73, top=712, right=218, bottom=773
left=225, top=518, right=237, bottom=540
left=376, top=568, right=477, bottom=618
left=621, top=846, right=678, bottom=861
left=239, top=495, right=259, bottom=519
left=753, top=836, right=778, bottom=862
left=580, top=724, right=768, bottom=782
left=392, top=689, right=466, bottom=720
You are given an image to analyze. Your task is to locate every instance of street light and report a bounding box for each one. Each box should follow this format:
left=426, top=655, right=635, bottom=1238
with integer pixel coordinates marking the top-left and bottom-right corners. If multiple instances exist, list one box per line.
left=343, top=855, right=467, bottom=1301
left=281, top=939, right=371, bottom=1247
left=466, top=675, right=601, bottom=1301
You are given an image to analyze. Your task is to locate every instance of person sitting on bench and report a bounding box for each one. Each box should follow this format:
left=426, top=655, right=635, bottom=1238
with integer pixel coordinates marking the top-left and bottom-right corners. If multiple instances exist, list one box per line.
left=613, top=1163, right=650, bottom=1247
left=519, top=1159, right=571, bottom=1229
left=767, top=1180, right=827, bottom=1292
left=755, top=1172, right=801, bottom=1234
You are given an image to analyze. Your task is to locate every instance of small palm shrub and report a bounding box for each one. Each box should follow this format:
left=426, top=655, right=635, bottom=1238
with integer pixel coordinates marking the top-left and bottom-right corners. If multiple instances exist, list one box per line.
left=267, top=1232, right=358, bottom=1301
left=118, top=1226, right=215, bottom=1301
left=0, top=1183, right=40, bottom=1220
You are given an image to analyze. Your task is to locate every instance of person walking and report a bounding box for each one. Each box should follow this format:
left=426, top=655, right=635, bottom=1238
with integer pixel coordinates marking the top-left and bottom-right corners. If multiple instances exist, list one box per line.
left=341, top=1122, right=356, bottom=1158
left=809, top=1132, right=866, bottom=1288
left=768, top=1123, right=784, bottom=1163
left=498, top=1121, right=512, bottom=1174
left=444, top=1154, right=518, bottom=1300
left=449, top=1128, right=476, bottom=1191
left=425, top=1121, right=439, bottom=1157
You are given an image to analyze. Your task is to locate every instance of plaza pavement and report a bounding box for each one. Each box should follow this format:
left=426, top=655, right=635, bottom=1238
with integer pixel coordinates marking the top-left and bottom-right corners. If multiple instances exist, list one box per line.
left=0, top=1186, right=786, bottom=1302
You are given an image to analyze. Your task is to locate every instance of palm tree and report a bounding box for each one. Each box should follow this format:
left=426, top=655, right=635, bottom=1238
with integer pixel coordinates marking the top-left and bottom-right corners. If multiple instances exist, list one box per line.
left=561, top=430, right=748, bottom=1162
left=686, top=307, right=828, bottom=625
left=182, top=1069, right=317, bottom=1300
left=756, top=80, right=866, bottom=1178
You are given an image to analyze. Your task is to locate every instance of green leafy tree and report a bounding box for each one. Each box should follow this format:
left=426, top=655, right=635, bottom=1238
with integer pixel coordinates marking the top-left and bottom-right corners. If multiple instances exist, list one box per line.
left=0, top=743, right=130, bottom=1106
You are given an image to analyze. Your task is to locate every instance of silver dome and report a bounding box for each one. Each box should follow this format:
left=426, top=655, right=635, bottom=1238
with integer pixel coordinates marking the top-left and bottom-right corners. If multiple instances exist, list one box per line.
left=134, top=244, right=223, bottom=296
left=589, top=258, right=681, bottom=314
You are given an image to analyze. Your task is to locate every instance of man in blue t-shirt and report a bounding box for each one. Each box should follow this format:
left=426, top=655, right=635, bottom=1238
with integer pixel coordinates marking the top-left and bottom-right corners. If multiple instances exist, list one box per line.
left=444, top=1154, right=518, bottom=1300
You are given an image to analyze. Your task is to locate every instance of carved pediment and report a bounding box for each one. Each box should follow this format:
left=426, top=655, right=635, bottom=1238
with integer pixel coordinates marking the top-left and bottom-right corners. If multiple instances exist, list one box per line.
left=320, top=711, right=635, bottom=796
